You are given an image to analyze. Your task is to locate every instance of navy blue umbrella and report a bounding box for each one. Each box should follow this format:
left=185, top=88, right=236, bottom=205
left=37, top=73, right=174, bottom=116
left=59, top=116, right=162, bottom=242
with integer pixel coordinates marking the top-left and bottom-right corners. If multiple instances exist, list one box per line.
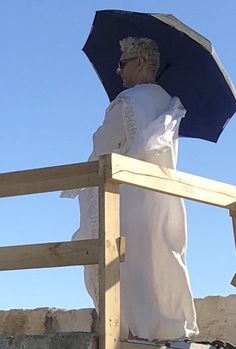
left=83, top=10, right=236, bottom=142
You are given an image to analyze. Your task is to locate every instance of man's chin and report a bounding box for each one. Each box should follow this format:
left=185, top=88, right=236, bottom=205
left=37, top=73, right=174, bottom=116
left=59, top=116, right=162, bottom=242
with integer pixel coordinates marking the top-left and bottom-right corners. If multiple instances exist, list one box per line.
left=122, top=81, right=133, bottom=88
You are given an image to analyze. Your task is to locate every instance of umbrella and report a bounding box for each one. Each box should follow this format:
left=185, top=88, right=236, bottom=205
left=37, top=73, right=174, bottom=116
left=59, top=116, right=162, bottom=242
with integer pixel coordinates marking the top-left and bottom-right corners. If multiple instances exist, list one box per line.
left=83, top=10, right=236, bottom=142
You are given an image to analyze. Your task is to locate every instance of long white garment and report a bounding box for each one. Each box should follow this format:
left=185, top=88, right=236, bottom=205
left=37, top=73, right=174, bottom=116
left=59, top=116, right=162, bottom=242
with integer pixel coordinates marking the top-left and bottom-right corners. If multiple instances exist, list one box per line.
left=61, top=84, right=199, bottom=340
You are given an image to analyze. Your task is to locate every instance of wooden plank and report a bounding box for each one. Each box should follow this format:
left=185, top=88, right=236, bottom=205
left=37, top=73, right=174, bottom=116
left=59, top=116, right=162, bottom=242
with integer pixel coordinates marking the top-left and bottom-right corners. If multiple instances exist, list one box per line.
left=231, top=274, right=236, bottom=287
left=99, top=180, right=121, bottom=349
left=226, top=201, right=236, bottom=211
left=229, top=210, right=236, bottom=287
left=101, top=153, right=236, bottom=209
left=229, top=210, right=236, bottom=249
left=0, top=161, right=101, bottom=198
left=0, top=239, right=99, bottom=271
left=116, top=236, right=126, bottom=262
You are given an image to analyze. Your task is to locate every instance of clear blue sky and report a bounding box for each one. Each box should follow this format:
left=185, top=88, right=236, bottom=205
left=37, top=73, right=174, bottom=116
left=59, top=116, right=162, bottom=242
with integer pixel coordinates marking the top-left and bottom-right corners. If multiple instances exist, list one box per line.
left=0, top=1, right=235, bottom=310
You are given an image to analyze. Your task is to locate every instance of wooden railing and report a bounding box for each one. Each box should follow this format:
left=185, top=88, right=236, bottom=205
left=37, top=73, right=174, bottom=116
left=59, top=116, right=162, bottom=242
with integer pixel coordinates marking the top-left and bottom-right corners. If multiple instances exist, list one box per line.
left=0, top=153, right=235, bottom=349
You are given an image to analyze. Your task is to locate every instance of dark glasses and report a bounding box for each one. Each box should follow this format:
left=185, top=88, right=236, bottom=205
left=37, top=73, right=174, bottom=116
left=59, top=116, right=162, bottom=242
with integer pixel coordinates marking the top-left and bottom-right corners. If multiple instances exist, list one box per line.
left=118, top=57, right=138, bottom=70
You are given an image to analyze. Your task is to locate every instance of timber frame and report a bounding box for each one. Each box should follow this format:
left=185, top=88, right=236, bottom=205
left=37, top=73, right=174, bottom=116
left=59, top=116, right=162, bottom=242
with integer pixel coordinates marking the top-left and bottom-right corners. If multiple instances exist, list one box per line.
left=0, top=153, right=235, bottom=349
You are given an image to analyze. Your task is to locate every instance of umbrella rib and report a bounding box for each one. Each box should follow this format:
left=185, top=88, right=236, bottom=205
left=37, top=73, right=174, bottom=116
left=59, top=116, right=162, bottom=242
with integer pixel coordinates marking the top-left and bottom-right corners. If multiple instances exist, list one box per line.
left=156, top=63, right=172, bottom=82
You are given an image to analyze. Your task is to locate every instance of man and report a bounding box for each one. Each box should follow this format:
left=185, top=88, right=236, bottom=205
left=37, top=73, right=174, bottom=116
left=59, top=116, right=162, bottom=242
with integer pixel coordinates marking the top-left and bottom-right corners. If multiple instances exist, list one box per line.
left=62, top=37, right=199, bottom=340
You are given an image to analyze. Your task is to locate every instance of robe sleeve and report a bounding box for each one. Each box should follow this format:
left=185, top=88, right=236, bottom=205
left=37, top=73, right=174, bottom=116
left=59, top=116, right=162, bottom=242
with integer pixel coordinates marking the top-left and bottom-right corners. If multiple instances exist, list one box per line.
left=60, top=100, right=125, bottom=199
left=92, top=99, right=126, bottom=157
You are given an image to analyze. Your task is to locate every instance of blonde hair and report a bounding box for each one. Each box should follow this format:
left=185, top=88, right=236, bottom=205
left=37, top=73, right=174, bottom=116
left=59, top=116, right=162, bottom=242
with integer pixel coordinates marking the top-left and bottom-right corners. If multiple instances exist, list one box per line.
left=119, top=37, right=160, bottom=75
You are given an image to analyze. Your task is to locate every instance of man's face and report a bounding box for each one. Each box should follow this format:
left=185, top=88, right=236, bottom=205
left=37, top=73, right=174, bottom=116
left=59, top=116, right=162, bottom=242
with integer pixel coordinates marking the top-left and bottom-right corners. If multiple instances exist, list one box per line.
left=116, top=53, right=139, bottom=88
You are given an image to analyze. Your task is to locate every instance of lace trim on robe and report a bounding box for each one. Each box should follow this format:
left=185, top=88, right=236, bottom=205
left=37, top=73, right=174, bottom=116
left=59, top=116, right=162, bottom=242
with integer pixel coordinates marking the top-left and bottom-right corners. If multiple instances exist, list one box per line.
left=86, top=187, right=99, bottom=310
left=87, top=187, right=98, bottom=238
left=109, top=94, right=137, bottom=155
left=86, top=94, right=138, bottom=240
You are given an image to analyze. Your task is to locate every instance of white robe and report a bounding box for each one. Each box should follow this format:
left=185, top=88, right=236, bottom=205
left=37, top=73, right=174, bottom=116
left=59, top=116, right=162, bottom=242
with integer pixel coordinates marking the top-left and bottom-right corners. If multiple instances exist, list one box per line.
left=61, top=84, right=199, bottom=340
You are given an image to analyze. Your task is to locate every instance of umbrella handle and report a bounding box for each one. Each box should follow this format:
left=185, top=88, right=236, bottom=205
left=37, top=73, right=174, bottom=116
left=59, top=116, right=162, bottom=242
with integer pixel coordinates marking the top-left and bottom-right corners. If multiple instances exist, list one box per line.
left=229, top=210, right=236, bottom=287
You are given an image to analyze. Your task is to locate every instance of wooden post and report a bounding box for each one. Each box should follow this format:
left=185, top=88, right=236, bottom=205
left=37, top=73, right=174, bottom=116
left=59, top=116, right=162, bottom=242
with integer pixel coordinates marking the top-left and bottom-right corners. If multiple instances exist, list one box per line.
left=229, top=210, right=236, bottom=287
left=99, top=180, right=121, bottom=349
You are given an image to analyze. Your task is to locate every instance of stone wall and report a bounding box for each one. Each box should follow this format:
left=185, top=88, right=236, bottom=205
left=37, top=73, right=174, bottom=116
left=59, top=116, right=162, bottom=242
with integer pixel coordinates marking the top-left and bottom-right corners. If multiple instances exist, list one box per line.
left=0, top=333, right=97, bottom=349
left=0, top=296, right=235, bottom=344
left=0, top=308, right=97, bottom=336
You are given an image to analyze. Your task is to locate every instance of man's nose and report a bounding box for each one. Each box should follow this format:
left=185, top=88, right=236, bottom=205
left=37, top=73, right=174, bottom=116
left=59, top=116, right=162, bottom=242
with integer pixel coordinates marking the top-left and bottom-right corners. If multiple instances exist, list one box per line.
left=116, top=67, right=121, bottom=75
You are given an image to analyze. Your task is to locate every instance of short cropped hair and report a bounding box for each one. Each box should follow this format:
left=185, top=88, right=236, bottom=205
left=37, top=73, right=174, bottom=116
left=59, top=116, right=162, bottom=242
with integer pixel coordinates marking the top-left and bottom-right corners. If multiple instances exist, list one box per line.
left=119, top=37, right=160, bottom=75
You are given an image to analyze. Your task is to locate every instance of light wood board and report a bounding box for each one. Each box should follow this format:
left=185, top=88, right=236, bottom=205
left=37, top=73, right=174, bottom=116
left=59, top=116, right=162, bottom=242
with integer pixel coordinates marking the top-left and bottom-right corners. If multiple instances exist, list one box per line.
left=0, top=160, right=101, bottom=198
left=100, top=153, right=236, bottom=209
left=99, top=180, right=121, bottom=349
left=0, top=239, right=99, bottom=270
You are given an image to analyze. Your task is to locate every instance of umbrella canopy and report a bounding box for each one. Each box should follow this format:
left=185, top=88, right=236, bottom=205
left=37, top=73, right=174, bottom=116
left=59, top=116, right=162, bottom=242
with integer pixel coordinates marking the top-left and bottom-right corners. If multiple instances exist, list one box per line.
left=83, top=10, right=236, bottom=142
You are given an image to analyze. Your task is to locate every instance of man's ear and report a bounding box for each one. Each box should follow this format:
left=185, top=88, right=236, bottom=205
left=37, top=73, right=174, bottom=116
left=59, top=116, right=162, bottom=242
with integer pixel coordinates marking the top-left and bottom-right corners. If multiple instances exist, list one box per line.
left=137, top=57, right=145, bottom=71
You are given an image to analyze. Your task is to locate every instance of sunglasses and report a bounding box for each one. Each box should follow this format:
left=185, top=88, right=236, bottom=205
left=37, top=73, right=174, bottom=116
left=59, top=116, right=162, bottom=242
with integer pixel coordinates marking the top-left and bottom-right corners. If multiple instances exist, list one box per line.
left=118, top=57, right=138, bottom=70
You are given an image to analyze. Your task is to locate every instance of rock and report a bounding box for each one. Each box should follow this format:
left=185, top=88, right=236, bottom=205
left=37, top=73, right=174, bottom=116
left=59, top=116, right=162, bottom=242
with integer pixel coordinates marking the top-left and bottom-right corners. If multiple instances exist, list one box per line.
left=0, top=308, right=48, bottom=336
left=45, top=308, right=98, bottom=334
left=193, top=295, right=236, bottom=344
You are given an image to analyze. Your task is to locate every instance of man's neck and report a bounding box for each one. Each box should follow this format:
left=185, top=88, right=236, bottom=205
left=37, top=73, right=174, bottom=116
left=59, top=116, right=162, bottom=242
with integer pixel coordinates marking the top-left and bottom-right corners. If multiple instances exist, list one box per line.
left=135, top=72, right=156, bottom=85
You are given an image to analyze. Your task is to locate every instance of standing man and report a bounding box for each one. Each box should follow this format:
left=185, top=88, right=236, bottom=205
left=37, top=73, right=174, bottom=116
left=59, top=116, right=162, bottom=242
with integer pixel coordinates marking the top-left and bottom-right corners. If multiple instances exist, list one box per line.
left=62, top=37, right=198, bottom=341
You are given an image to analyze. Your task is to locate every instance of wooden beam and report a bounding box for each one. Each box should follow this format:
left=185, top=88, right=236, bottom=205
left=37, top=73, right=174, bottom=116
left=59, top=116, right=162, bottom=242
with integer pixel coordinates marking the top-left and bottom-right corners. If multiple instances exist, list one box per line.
left=0, top=161, right=101, bottom=198
left=229, top=210, right=236, bottom=287
left=100, top=153, right=236, bottom=209
left=0, top=239, right=99, bottom=271
left=231, top=274, right=236, bottom=287
left=99, top=180, right=121, bottom=349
